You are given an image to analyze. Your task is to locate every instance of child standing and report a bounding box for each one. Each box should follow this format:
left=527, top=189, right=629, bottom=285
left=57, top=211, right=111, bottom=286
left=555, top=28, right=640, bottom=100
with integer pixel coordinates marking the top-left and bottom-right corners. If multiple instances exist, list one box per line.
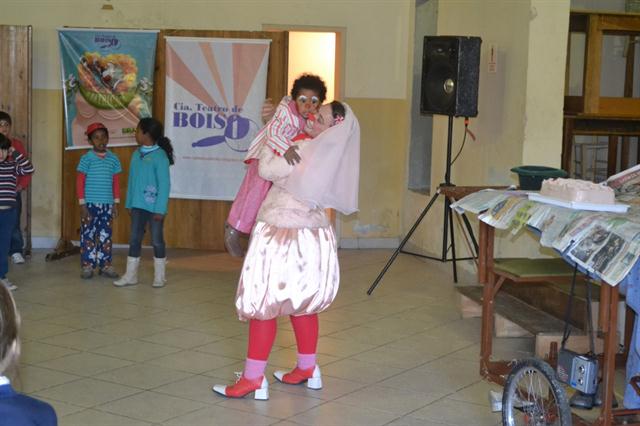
left=0, top=112, right=31, bottom=265
left=114, top=117, right=173, bottom=288
left=76, top=122, right=122, bottom=279
left=0, top=134, right=34, bottom=291
left=224, top=74, right=327, bottom=257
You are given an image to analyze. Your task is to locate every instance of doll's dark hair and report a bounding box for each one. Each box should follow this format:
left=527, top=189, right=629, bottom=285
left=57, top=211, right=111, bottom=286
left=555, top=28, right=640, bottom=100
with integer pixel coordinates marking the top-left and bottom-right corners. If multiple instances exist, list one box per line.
left=137, top=117, right=175, bottom=165
left=290, top=74, right=327, bottom=104
left=329, top=101, right=346, bottom=121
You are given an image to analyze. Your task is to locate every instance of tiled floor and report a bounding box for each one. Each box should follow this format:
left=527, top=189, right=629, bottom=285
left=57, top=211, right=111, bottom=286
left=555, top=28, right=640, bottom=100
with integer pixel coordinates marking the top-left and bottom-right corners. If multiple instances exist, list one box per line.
left=6, top=248, right=542, bottom=425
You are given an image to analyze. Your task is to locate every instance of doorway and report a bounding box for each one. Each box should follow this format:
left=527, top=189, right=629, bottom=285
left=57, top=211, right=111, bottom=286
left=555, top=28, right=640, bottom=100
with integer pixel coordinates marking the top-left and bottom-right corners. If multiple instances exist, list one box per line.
left=287, top=31, right=337, bottom=101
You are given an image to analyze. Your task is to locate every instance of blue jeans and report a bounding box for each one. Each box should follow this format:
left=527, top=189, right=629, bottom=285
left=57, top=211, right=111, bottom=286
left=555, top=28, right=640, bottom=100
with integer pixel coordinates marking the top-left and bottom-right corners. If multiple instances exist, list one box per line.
left=9, top=193, right=23, bottom=255
left=0, top=208, right=17, bottom=278
left=128, top=208, right=165, bottom=258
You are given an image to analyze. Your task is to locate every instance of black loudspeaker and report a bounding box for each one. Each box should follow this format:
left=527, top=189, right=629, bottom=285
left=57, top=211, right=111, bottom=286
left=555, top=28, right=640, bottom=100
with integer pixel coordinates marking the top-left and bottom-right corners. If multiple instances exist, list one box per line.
left=420, top=36, right=481, bottom=117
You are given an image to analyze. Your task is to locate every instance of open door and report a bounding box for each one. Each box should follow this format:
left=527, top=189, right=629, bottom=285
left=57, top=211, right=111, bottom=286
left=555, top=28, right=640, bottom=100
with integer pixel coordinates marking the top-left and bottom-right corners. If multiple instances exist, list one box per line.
left=60, top=29, right=288, bottom=251
left=0, top=25, right=32, bottom=255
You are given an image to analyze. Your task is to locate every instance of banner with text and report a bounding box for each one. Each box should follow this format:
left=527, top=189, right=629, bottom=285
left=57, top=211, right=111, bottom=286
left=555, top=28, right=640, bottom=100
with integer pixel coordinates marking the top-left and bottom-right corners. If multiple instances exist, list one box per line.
left=58, top=28, right=158, bottom=149
left=164, top=37, right=270, bottom=200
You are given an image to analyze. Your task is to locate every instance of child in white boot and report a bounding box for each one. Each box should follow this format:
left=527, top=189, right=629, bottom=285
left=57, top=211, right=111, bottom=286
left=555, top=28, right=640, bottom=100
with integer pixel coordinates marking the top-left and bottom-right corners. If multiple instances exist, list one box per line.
left=114, top=118, right=173, bottom=288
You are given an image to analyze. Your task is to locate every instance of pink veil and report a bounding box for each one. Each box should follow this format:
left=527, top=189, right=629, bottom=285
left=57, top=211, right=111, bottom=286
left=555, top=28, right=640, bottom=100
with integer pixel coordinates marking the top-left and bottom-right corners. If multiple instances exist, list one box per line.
left=283, top=103, right=360, bottom=215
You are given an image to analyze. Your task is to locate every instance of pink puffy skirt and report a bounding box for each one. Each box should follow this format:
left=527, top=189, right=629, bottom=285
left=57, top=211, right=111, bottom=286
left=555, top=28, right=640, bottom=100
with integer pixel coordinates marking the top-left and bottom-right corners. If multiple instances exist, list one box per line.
left=235, top=221, right=339, bottom=321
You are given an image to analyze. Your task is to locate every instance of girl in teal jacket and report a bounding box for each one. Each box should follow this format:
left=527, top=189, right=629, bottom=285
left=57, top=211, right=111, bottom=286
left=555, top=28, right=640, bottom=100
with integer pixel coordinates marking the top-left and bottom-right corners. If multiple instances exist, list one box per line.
left=115, top=117, right=174, bottom=288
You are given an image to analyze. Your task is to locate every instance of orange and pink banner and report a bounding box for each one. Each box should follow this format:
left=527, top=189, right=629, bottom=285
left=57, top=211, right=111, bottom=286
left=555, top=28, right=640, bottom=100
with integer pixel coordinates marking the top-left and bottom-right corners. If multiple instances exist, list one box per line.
left=164, top=36, right=270, bottom=201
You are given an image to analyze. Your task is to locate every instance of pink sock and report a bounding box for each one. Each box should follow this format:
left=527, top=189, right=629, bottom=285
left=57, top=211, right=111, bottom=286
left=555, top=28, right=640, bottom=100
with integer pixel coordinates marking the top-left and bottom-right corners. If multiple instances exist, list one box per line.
left=297, top=353, right=316, bottom=370
left=243, top=358, right=267, bottom=380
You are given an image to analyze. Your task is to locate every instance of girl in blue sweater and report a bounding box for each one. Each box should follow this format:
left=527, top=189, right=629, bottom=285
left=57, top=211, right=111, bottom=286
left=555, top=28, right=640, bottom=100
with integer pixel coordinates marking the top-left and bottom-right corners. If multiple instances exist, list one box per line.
left=114, top=118, right=174, bottom=288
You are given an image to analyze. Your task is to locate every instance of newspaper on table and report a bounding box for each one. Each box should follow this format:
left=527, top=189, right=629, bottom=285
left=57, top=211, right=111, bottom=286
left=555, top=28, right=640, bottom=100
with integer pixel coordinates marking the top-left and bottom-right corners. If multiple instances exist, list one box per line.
left=452, top=186, right=640, bottom=285
left=607, top=164, right=640, bottom=204
left=564, top=217, right=640, bottom=285
left=597, top=222, right=640, bottom=285
left=509, top=200, right=537, bottom=235
left=450, top=189, right=509, bottom=214
left=526, top=205, right=577, bottom=248
left=479, top=195, right=528, bottom=230
left=551, top=211, right=602, bottom=252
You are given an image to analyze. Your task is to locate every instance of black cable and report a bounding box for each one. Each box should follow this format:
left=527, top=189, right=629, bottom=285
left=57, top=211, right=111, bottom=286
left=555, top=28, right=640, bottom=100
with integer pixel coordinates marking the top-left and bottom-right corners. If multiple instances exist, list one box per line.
left=562, top=263, right=580, bottom=349
left=450, top=121, right=468, bottom=166
left=585, top=275, right=595, bottom=355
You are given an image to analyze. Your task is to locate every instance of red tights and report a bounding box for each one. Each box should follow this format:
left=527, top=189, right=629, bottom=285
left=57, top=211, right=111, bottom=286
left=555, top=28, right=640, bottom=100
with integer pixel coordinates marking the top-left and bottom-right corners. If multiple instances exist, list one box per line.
left=247, top=313, right=319, bottom=361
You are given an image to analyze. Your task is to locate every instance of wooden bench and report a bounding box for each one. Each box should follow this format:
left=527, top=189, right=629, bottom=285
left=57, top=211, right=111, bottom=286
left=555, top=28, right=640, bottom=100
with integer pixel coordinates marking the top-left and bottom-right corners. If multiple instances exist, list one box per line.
left=477, top=257, right=597, bottom=382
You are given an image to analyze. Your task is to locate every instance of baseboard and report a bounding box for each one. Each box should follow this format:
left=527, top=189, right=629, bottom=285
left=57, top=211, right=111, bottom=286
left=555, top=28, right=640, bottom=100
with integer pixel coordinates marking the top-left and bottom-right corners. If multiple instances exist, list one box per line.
left=71, top=240, right=132, bottom=249
left=31, top=237, right=59, bottom=249
left=339, top=237, right=400, bottom=249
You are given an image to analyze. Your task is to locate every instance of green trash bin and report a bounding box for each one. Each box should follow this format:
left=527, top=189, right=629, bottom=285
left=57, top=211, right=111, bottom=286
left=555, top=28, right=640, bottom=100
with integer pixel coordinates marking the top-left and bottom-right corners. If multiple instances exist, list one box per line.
left=510, top=165, right=568, bottom=191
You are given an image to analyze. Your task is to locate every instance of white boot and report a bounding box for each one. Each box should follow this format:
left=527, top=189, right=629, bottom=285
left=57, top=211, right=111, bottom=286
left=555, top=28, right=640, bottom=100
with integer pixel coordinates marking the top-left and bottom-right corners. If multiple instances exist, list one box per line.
left=153, top=257, right=167, bottom=288
left=113, top=257, right=140, bottom=287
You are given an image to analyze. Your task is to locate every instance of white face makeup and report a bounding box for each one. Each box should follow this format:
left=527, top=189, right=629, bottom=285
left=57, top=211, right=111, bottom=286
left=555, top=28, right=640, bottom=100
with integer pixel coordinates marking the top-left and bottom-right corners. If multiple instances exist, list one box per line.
left=295, top=89, right=320, bottom=118
left=305, top=104, right=334, bottom=138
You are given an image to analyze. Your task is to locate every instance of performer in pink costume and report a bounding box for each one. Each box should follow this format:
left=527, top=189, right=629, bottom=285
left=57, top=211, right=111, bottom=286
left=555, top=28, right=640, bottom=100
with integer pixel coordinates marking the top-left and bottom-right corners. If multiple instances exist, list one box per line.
left=224, top=74, right=328, bottom=257
left=213, top=101, right=359, bottom=400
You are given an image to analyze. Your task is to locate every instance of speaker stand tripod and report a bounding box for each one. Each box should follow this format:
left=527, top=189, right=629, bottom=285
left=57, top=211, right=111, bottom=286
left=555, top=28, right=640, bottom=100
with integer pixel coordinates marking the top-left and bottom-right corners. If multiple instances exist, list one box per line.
left=367, top=115, right=479, bottom=295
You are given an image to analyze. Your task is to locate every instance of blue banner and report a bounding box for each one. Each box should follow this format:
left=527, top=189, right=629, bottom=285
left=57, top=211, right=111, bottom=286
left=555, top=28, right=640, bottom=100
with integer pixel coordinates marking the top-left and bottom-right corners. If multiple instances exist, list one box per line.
left=58, top=29, right=158, bottom=149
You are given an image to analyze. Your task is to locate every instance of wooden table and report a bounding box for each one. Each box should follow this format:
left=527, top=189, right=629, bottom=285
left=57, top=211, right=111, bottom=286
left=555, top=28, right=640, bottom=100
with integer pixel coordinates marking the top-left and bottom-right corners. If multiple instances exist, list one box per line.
left=477, top=220, right=635, bottom=425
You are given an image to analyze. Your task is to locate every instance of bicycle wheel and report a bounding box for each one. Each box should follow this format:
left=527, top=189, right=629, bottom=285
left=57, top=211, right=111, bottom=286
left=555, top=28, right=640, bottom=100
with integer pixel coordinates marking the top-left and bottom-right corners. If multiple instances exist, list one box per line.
left=502, top=358, right=571, bottom=426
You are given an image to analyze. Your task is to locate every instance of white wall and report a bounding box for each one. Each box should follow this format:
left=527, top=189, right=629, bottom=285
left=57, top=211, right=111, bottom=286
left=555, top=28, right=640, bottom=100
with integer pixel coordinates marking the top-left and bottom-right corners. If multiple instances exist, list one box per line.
left=404, top=0, right=571, bottom=261
left=0, top=0, right=415, bottom=243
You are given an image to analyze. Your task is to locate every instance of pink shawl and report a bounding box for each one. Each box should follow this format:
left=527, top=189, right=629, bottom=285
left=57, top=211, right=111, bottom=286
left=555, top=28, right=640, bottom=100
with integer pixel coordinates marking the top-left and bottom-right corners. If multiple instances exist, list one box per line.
left=283, top=103, right=360, bottom=215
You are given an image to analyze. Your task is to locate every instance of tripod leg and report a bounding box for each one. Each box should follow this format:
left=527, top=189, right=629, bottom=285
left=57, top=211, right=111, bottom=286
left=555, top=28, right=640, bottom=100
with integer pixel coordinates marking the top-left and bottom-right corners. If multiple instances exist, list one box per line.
left=441, top=196, right=449, bottom=262
left=447, top=197, right=458, bottom=283
left=367, top=191, right=440, bottom=295
left=460, top=213, right=479, bottom=257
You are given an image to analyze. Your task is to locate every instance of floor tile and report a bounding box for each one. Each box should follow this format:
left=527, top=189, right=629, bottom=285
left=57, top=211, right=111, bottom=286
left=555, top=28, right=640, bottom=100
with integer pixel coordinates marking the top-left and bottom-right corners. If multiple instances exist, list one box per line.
left=37, top=397, right=86, bottom=417
left=36, top=352, right=133, bottom=376
left=20, top=341, right=79, bottom=365
left=270, top=375, right=367, bottom=401
left=98, top=390, right=207, bottom=423
left=153, top=374, right=224, bottom=403
left=140, top=328, right=224, bottom=349
left=12, top=365, right=82, bottom=393
left=20, top=319, right=78, bottom=340
left=334, top=384, right=434, bottom=415
left=409, top=397, right=501, bottom=425
left=217, top=389, right=325, bottom=419
left=288, top=401, right=398, bottom=426
left=90, top=339, right=182, bottom=362
left=149, top=349, right=240, bottom=373
left=93, top=363, right=194, bottom=389
left=90, top=319, right=175, bottom=339
left=35, top=378, right=141, bottom=408
left=163, top=405, right=279, bottom=426
left=60, top=408, right=153, bottom=426
left=319, top=358, right=405, bottom=384
left=183, top=318, right=248, bottom=337
left=14, top=249, right=520, bottom=426
left=41, top=329, right=127, bottom=351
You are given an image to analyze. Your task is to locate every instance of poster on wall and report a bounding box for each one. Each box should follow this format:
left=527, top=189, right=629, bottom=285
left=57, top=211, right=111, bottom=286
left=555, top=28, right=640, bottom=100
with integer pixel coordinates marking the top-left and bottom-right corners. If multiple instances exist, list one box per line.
left=164, top=36, right=270, bottom=200
left=58, top=28, right=158, bottom=149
